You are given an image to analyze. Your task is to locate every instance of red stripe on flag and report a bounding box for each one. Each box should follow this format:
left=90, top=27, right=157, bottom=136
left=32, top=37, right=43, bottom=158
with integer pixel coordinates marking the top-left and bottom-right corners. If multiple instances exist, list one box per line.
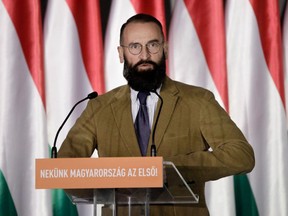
left=249, top=0, right=285, bottom=106
left=66, top=0, right=105, bottom=94
left=184, top=0, right=229, bottom=110
left=3, top=0, right=46, bottom=106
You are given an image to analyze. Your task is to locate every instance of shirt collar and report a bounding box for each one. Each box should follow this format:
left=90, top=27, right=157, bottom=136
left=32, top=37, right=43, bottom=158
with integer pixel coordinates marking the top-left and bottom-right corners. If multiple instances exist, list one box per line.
left=130, top=87, right=161, bottom=103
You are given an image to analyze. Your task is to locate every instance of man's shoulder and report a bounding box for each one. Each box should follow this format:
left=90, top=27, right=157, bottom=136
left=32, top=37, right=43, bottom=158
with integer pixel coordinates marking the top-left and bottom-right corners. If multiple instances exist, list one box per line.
left=90, top=85, right=129, bottom=105
left=102, top=85, right=128, bottom=97
left=164, top=77, right=213, bottom=98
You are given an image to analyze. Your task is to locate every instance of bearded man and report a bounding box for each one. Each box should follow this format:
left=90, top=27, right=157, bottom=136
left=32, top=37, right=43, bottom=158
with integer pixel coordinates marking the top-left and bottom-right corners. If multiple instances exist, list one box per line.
left=58, top=13, right=255, bottom=216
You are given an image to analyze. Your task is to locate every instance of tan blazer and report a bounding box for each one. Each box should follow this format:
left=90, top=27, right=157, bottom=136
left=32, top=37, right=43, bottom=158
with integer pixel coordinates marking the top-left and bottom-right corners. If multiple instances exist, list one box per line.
left=59, top=76, right=255, bottom=216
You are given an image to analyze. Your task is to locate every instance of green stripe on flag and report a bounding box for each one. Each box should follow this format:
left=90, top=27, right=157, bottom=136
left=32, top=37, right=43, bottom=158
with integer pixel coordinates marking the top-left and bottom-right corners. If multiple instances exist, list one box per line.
left=0, top=170, right=17, bottom=216
left=234, top=174, right=259, bottom=216
left=52, top=189, right=78, bottom=216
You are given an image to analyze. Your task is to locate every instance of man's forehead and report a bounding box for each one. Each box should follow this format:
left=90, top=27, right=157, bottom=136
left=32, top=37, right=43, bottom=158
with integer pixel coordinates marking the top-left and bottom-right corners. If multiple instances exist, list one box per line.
left=122, top=22, right=162, bottom=43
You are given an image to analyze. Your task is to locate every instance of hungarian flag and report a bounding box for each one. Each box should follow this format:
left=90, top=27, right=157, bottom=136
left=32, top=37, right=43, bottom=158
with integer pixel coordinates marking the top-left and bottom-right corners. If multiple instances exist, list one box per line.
left=44, top=0, right=104, bottom=215
left=0, top=0, right=51, bottom=215
left=226, top=0, right=288, bottom=215
left=168, top=1, right=235, bottom=215
left=104, top=0, right=166, bottom=91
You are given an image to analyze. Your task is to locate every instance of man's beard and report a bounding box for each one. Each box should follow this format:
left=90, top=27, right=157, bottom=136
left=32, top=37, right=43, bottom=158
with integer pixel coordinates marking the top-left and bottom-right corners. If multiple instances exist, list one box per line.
left=123, top=55, right=166, bottom=92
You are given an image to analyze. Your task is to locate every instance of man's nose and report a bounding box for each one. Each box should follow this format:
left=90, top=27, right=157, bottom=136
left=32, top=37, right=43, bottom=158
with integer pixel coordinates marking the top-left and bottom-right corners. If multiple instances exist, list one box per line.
left=139, top=46, right=151, bottom=60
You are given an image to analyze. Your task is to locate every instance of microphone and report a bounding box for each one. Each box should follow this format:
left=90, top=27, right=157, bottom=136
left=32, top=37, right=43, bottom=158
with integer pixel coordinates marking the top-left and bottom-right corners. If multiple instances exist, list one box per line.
left=150, top=90, right=163, bottom=156
left=51, top=91, right=98, bottom=158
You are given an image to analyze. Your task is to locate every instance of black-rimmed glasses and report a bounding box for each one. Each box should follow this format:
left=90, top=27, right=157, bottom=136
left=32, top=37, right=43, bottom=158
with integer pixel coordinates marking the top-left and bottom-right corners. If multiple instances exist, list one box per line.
left=121, top=41, right=163, bottom=55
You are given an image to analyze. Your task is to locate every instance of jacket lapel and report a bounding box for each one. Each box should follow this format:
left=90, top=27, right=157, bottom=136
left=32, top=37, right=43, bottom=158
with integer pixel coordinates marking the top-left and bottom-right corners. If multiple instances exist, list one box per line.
left=110, top=86, right=142, bottom=156
left=151, top=77, right=179, bottom=152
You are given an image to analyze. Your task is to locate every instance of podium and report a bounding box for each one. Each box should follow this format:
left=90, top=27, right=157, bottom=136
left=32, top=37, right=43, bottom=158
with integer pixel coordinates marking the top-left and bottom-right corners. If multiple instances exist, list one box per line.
left=35, top=157, right=199, bottom=216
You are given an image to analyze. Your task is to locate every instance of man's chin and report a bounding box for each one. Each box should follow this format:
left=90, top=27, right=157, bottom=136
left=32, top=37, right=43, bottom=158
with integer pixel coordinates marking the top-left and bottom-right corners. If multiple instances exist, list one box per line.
left=123, top=55, right=166, bottom=91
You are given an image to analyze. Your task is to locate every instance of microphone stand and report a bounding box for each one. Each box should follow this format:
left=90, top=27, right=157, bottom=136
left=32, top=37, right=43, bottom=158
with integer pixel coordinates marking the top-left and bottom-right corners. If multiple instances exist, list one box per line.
left=51, top=92, right=98, bottom=158
left=150, top=90, right=163, bottom=157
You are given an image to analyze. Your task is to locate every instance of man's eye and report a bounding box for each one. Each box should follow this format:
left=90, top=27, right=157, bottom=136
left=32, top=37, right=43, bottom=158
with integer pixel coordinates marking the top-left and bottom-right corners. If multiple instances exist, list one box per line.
left=130, top=44, right=140, bottom=49
left=148, top=42, right=159, bottom=48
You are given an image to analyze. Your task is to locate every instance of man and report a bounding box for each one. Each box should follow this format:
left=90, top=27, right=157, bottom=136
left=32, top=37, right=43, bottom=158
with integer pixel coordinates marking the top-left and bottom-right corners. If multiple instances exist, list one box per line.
left=58, top=14, right=255, bottom=215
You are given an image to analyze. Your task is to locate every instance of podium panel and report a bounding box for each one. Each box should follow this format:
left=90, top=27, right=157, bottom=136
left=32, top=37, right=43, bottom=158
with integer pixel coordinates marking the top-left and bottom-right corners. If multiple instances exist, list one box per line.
left=36, top=157, right=163, bottom=189
left=35, top=158, right=199, bottom=216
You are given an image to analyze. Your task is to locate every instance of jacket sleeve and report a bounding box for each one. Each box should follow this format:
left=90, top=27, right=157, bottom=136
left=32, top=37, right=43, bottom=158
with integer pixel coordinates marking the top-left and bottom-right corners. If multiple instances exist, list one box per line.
left=164, top=90, right=255, bottom=183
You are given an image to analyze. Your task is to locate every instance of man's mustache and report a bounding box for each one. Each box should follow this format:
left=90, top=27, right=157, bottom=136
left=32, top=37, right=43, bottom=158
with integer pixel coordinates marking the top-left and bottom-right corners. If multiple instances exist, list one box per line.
left=134, top=60, right=157, bottom=68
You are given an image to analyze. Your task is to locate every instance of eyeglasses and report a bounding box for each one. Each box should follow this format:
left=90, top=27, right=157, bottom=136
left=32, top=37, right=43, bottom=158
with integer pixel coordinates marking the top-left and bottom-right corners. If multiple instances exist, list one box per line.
left=121, top=41, right=163, bottom=55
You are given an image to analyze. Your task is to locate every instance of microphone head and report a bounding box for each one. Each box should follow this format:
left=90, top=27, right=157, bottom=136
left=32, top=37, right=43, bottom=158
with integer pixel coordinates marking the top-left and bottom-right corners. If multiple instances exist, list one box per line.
left=88, top=91, right=98, bottom=99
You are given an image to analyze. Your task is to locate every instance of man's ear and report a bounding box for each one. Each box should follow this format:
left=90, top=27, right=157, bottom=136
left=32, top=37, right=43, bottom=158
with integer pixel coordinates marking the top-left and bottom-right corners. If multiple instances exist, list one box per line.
left=163, top=42, right=168, bottom=59
left=117, top=46, right=124, bottom=63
